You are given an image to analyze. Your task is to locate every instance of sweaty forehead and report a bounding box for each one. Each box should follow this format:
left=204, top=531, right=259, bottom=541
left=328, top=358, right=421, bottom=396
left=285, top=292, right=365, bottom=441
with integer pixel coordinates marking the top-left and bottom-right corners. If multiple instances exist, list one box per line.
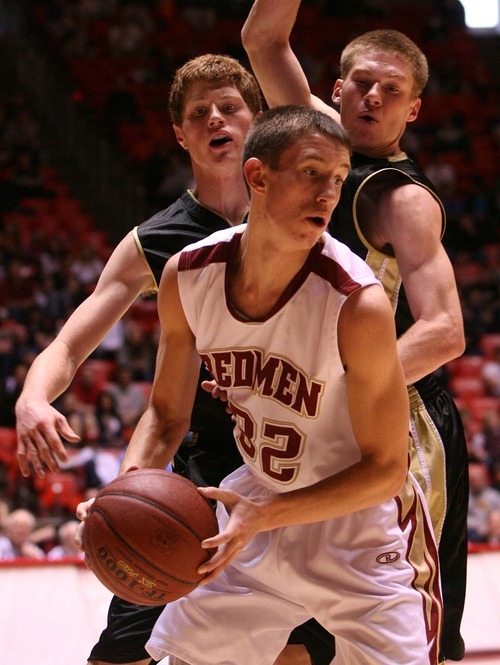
left=281, top=133, right=350, bottom=169
left=184, top=81, right=241, bottom=103
left=349, top=50, right=413, bottom=82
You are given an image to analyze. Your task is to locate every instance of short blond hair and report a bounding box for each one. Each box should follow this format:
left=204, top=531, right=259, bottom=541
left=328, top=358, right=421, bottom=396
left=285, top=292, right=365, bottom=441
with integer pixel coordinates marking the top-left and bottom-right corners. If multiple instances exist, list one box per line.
left=169, top=54, right=262, bottom=126
left=340, top=29, right=429, bottom=97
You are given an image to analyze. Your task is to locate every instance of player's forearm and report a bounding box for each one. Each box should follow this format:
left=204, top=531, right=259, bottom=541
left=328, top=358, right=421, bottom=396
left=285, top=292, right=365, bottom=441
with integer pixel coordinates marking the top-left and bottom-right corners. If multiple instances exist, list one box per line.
left=120, top=406, right=189, bottom=474
left=257, top=453, right=407, bottom=531
left=397, top=313, right=466, bottom=384
left=17, top=340, right=79, bottom=405
left=242, top=0, right=311, bottom=108
left=242, top=0, right=301, bottom=48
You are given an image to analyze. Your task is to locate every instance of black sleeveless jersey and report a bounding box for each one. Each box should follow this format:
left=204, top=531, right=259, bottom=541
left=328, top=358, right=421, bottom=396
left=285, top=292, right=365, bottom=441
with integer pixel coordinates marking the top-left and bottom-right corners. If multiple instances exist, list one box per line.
left=136, top=190, right=236, bottom=287
left=329, top=151, right=445, bottom=340
left=135, top=190, right=244, bottom=477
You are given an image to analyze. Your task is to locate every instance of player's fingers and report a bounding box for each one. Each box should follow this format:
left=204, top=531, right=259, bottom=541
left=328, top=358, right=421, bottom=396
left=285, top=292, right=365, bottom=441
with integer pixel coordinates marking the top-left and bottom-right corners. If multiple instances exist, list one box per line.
left=18, top=438, right=49, bottom=478
left=16, top=439, right=32, bottom=477
left=54, top=416, right=81, bottom=449
left=76, top=496, right=95, bottom=521
left=30, top=429, right=64, bottom=474
left=74, top=521, right=85, bottom=552
left=200, top=380, right=228, bottom=402
left=200, top=379, right=217, bottom=393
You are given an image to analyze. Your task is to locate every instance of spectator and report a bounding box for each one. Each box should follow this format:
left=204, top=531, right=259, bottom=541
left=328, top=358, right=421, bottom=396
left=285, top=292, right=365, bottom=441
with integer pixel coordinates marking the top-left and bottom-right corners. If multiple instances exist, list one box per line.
left=70, top=245, right=104, bottom=289
left=116, top=319, right=155, bottom=381
left=482, top=345, right=500, bottom=397
left=70, top=363, right=107, bottom=407
left=423, top=152, right=457, bottom=198
left=486, top=509, right=500, bottom=546
left=0, top=508, right=45, bottom=559
left=481, top=409, right=500, bottom=469
left=47, top=519, right=84, bottom=560
left=106, top=364, right=147, bottom=430
left=58, top=391, right=99, bottom=444
left=468, top=459, right=500, bottom=542
left=94, top=389, right=125, bottom=447
left=0, top=362, right=29, bottom=427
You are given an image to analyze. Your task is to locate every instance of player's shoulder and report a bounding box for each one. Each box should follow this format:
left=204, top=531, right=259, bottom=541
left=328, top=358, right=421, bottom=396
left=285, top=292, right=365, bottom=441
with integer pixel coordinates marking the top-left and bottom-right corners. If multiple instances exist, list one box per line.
left=320, top=233, right=380, bottom=289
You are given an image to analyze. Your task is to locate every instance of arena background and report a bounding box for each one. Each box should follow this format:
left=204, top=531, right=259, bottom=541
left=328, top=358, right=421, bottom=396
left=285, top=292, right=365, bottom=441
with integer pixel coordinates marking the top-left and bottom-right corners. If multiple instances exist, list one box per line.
left=0, top=1, right=498, bottom=663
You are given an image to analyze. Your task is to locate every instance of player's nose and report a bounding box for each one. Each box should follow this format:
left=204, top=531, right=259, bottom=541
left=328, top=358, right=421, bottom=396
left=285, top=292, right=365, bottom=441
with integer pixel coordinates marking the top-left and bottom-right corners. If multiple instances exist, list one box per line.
left=364, top=83, right=382, bottom=107
left=208, top=104, right=225, bottom=127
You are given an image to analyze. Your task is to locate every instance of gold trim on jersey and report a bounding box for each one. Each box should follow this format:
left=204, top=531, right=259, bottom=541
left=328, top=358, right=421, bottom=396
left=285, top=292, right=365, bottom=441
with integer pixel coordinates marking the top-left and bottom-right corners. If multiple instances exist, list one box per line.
left=351, top=162, right=446, bottom=312
left=133, top=226, right=158, bottom=294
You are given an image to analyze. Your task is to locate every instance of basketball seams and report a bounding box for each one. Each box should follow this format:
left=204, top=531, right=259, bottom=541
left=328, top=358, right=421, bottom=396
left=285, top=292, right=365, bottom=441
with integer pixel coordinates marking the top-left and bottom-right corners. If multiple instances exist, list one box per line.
left=93, top=490, right=215, bottom=542
left=86, top=508, right=202, bottom=585
left=84, top=469, right=219, bottom=605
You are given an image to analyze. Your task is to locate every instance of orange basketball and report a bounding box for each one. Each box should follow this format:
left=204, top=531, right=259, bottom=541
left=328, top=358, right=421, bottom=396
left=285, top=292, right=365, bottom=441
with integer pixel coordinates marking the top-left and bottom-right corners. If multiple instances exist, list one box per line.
left=83, top=469, right=218, bottom=606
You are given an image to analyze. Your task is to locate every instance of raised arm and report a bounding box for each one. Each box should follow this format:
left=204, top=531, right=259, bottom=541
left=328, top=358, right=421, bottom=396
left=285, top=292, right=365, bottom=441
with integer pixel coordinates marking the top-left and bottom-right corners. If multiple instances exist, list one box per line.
left=241, top=0, right=338, bottom=119
left=15, top=231, right=155, bottom=477
left=119, top=256, right=201, bottom=474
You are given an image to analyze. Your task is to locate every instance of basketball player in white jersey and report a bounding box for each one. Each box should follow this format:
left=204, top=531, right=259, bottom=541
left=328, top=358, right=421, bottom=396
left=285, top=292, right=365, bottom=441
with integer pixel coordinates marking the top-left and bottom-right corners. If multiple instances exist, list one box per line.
left=109, top=105, right=442, bottom=665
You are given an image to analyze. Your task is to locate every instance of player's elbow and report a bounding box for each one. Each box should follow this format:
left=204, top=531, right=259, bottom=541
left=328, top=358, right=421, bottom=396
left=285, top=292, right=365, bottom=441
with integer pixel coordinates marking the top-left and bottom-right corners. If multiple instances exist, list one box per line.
left=241, top=19, right=285, bottom=54
left=441, top=312, right=466, bottom=362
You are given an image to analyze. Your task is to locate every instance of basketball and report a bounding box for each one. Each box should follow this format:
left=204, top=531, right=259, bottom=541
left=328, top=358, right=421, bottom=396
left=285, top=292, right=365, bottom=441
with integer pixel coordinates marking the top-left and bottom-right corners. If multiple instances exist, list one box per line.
left=83, top=469, right=219, bottom=606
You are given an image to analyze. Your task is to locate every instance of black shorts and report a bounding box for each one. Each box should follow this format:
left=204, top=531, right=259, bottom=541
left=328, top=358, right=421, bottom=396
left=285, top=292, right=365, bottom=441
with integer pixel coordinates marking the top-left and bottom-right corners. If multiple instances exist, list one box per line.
left=413, top=375, right=468, bottom=662
left=88, top=595, right=164, bottom=663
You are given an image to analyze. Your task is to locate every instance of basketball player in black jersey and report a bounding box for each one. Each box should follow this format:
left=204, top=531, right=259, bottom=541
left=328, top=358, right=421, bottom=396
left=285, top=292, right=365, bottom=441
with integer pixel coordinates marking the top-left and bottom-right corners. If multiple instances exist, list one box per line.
left=242, top=2, right=468, bottom=662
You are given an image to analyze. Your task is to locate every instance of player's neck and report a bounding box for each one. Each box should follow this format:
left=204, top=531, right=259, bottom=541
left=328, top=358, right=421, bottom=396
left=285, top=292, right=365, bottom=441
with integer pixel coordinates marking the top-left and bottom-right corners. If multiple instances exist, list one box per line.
left=228, top=231, right=311, bottom=321
left=192, top=172, right=250, bottom=227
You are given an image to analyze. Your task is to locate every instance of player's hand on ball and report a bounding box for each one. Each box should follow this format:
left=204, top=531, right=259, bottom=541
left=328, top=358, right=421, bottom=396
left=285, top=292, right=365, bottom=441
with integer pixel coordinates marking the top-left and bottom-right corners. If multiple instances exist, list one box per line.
left=197, top=486, right=269, bottom=584
left=75, top=497, right=96, bottom=554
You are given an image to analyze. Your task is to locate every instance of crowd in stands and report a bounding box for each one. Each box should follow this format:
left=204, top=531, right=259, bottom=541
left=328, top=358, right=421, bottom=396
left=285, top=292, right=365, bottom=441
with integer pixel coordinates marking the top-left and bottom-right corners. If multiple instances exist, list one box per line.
left=0, top=0, right=498, bottom=557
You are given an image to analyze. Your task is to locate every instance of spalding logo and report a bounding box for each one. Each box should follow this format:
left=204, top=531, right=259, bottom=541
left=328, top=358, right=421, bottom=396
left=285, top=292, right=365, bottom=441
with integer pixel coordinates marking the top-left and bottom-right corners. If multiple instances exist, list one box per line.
left=376, top=552, right=400, bottom=564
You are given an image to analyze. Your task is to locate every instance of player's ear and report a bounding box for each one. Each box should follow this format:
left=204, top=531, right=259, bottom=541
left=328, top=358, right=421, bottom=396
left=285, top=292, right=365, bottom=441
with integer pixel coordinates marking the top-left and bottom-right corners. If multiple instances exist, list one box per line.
left=406, top=97, right=421, bottom=123
left=332, top=79, right=343, bottom=106
left=174, top=125, right=189, bottom=151
left=243, top=157, right=266, bottom=194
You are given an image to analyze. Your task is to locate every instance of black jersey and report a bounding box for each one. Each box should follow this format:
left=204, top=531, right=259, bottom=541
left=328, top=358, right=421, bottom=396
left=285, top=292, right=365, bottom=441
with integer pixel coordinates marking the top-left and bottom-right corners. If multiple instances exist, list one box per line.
left=135, top=190, right=244, bottom=485
left=330, top=151, right=445, bottom=342
left=136, top=190, right=238, bottom=287
left=330, top=152, right=466, bottom=661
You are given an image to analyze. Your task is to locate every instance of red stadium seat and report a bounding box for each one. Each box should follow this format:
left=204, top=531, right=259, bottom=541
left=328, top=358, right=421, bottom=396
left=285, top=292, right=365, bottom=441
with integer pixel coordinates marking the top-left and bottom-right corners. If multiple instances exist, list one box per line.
left=447, top=355, right=485, bottom=378
left=34, top=472, right=83, bottom=513
left=480, top=334, right=500, bottom=360
left=468, top=396, right=500, bottom=422
left=449, top=375, right=486, bottom=399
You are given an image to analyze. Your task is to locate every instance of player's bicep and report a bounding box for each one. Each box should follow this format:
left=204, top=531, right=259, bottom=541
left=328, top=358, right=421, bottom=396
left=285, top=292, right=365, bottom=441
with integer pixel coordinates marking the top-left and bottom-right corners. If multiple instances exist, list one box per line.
left=338, top=286, right=409, bottom=466
left=149, top=256, right=201, bottom=431
left=382, top=187, right=463, bottom=329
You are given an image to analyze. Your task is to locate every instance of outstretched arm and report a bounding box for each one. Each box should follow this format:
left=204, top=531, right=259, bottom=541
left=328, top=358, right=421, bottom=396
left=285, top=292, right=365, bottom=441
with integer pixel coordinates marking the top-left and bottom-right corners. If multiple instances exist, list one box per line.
left=241, top=0, right=339, bottom=119
left=15, top=232, right=155, bottom=477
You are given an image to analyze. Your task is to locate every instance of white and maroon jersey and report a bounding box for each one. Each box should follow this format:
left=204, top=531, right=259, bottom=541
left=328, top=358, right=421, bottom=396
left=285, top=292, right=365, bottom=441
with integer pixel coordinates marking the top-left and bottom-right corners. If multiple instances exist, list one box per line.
left=177, top=224, right=380, bottom=492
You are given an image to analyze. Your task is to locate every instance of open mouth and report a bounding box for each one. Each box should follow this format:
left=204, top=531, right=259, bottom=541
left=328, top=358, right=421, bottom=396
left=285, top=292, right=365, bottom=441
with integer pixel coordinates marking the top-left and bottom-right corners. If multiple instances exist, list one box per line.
left=210, top=135, right=232, bottom=147
left=307, top=216, right=327, bottom=227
